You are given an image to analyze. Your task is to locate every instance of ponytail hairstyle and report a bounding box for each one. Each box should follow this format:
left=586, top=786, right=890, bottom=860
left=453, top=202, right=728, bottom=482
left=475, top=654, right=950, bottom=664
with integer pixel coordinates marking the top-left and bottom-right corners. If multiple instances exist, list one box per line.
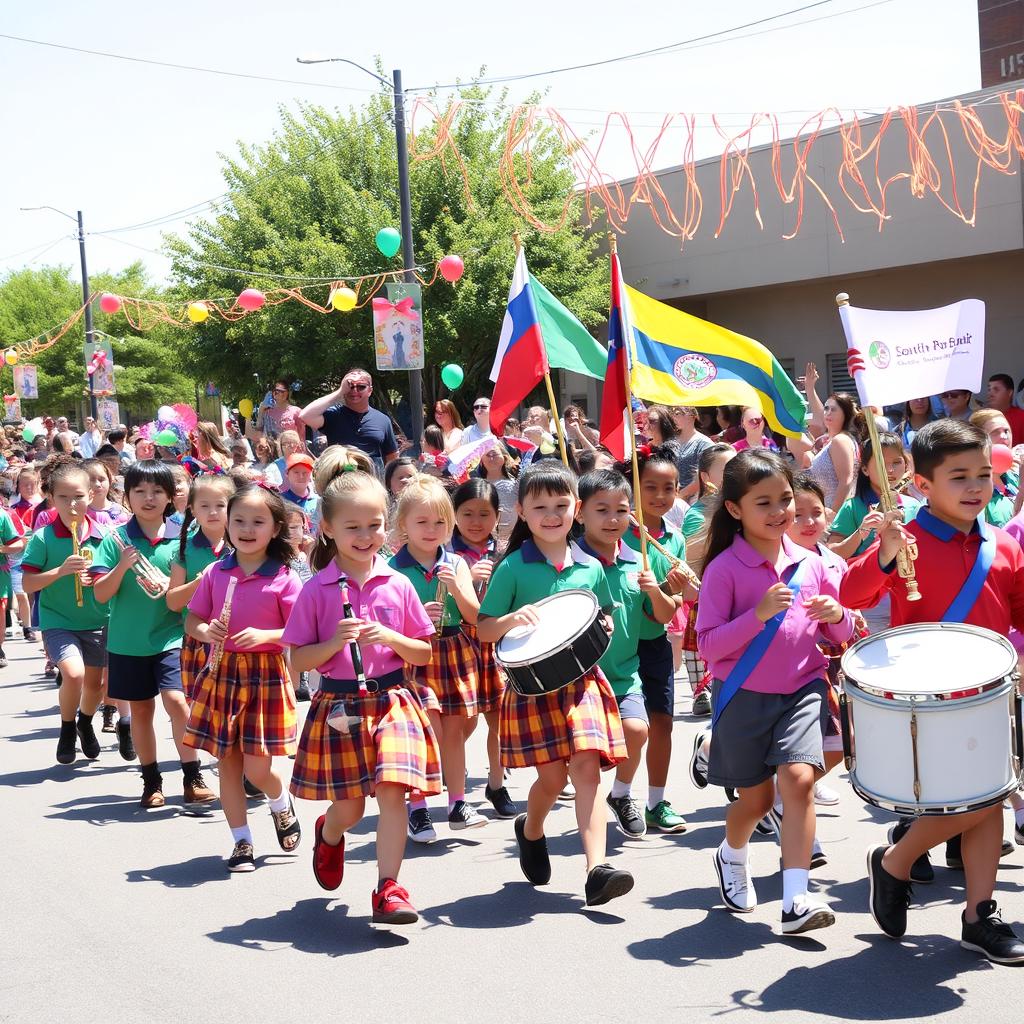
left=313, top=444, right=373, bottom=497
left=696, top=442, right=735, bottom=498
left=702, top=449, right=794, bottom=574
left=47, top=458, right=92, bottom=498
left=855, top=430, right=906, bottom=504
left=311, top=466, right=387, bottom=573
left=122, top=460, right=176, bottom=519
left=227, top=484, right=295, bottom=565
left=451, top=478, right=499, bottom=545
left=179, top=472, right=238, bottom=562
left=499, top=460, right=578, bottom=564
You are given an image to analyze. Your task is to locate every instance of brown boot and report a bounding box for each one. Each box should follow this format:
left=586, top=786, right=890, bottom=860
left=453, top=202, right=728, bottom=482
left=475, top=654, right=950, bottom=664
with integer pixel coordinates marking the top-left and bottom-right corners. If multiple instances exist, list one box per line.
left=140, top=763, right=165, bottom=809
left=183, top=767, right=216, bottom=805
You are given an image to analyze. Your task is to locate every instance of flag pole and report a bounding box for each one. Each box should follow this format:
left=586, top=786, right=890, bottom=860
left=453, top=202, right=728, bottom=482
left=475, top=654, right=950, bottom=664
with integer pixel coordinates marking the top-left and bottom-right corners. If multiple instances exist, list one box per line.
left=611, top=235, right=649, bottom=572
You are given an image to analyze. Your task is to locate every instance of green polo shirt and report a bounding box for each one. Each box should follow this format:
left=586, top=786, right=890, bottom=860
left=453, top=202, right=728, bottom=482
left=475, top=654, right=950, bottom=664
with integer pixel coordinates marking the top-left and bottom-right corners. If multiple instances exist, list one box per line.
left=93, top=519, right=183, bottom=656
left=831, top=492, right=921, bottom=556
left=0, top=511, right=19, bottom=601
left=985, top=490, right=1014, bottom=529
left=22, top=517, right=108, bottom=631
left=172, top=528, right=228, bottom=621
left=622, top=520, right=685, bottom=641
left=389, top=545, right=464, bottom=628
left=682, top=501, right=707, bottom=539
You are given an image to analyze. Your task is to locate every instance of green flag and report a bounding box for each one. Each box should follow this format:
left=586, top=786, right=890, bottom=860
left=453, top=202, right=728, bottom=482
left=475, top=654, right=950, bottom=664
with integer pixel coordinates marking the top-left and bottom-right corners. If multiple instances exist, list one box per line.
left=529, top=273, right=607, bottom=379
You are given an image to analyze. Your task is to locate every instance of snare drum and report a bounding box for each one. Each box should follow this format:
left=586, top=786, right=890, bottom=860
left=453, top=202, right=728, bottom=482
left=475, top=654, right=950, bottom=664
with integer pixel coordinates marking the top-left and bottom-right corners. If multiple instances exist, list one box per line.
left=495, top=589, right=610, bottom=697
left=840, top=623, right=1023, bottom=815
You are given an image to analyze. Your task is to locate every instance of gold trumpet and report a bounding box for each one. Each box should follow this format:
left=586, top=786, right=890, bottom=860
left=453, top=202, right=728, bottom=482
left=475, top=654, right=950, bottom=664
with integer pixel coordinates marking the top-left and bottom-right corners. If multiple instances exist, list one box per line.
left=111, top=533, right=169, bottom=600
left=434, top=573, right=448, bottom=635
left=207, top=576, right=237, bottom=676
left=867, top=460, right=921, bottom=601
left=628, top=515, right=702, bottom=594
left=70, top=519, right=93, bottom=607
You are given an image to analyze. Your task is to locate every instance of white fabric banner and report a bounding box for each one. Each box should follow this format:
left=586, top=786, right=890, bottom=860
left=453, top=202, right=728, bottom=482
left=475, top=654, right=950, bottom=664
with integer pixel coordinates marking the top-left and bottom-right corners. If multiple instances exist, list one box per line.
left=837, top=298, right=985, bottom=408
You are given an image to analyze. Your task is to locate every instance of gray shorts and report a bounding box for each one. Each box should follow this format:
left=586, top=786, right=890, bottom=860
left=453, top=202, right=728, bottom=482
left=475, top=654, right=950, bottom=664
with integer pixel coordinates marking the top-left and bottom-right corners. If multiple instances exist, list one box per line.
left=616, top=691, right=649, bottom=725
left=708, top=679, right=826, bottom=789
left=43, top=627, right=107, bottom=670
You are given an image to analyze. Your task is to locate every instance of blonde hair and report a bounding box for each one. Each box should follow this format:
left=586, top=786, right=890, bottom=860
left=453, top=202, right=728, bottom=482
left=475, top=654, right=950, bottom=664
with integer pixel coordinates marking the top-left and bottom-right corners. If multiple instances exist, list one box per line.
left=313, top=444, right=374, bottom=496
left=311, top=467, right=388, bottom=572
left=194, top=421, right=230, bottom=458
left=394, top=476, right=455, bottom=539
left=969, top=409, right=1008, bottom=433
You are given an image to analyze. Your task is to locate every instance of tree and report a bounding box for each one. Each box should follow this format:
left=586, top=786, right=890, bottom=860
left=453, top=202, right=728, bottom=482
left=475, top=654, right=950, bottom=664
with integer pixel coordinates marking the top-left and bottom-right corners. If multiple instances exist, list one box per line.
left=166, top=86, right=607, bottom=423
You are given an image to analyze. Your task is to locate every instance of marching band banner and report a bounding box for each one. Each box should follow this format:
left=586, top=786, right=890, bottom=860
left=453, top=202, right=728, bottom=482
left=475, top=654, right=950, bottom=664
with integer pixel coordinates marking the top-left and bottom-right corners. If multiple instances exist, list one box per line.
left=838, top=298, right=985, bottom=408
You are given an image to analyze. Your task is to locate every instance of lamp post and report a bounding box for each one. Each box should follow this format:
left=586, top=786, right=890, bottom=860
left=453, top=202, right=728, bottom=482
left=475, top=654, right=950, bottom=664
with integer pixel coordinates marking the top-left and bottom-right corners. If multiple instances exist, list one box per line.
left=296, top=56, right=422, bottom=451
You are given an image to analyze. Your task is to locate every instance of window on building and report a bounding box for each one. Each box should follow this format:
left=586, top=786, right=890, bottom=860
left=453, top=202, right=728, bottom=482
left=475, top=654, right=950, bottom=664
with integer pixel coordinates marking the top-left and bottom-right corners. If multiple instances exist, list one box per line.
left=826, top=353, right=856, bottom=398
left=777, top=357, right=796, bottom=384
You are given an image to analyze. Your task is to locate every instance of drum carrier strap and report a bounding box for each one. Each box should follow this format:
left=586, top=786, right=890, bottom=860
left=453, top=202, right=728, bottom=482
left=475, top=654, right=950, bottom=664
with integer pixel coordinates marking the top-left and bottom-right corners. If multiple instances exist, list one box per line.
left=712, top=558, right=808, bottom=727
left=940, top=526, right=996, bottom=623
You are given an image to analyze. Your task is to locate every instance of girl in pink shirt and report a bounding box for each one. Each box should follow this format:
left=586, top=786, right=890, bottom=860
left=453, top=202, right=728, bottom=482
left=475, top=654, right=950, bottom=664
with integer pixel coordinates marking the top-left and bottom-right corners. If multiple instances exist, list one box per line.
left=696, top=450, right=852, bottom=936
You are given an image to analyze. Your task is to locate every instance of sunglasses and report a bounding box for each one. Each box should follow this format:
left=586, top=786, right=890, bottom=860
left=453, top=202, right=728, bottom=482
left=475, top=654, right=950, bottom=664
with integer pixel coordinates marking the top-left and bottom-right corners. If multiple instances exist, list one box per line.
left=473, top=404, right=490, bottom=411
left=273, top=387, right=288, bottom=394
left=347, top=382, right=370, bottom=391
left=747, top=417, right=764, bottom=425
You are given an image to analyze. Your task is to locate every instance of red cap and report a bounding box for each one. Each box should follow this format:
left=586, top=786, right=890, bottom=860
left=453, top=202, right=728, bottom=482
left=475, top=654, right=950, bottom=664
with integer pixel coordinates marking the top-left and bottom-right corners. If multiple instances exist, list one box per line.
left=286, top=452, right=315, bottom=472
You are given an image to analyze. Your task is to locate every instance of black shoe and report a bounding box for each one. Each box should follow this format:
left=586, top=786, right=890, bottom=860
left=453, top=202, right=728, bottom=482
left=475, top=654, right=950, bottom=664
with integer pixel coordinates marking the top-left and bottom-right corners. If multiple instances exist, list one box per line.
left=294, top=681, right=311, bottom=702
left=485, top=784, right=517, bottom=819
left=946, top=833, right=1015, bottom=870
left=606, top=794, right=647, bottom=838
left=961, top=900, right=1024, bottom=964
left=100, top=705, right=116, bottom=733
left=585, top=863, right=634, bottom=907
left=514, top=813, right=551, bottom=884
left=867, top=844, right=912, bottom=938
left=243, top=777, right=263, bottom=799
left=56, top=720, right=77, bottom=764
left=24, top=627, right=37, bottom=642
left=448, top=799, right=488, bottom=830
left=782, top=893, right=836, bottom=935
left=116, top=719, right=136, bottom=761
left=0, top=648, right=7, bottom=669
left=889, top=819, right=934, bottom=884
left=76, top=713, right=101, bottom=759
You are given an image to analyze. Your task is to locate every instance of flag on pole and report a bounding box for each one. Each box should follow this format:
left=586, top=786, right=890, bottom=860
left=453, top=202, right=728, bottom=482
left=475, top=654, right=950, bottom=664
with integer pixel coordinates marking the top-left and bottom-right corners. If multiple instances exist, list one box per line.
left=598, top=253, right=633, bottom=459
left=837, top=297, right=985, bottom=409
left=529, top=274, right=607, bottom=379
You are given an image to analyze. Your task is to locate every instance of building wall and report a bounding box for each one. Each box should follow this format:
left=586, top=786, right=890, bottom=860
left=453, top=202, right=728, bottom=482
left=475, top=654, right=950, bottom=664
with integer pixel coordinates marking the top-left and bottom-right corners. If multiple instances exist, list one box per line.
left=980, top=0, right=1024, bottom=86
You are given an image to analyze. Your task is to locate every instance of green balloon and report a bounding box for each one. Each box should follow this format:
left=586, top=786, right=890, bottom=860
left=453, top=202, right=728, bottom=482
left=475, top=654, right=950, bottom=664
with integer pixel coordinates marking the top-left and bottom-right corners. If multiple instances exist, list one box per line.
left=375, top=227, right=402, bottom=259
left=22, top=427, right=35, bottom=443
left=441, top=363, right=464, bottom=390
left=154, top=429, right=178, bottom=446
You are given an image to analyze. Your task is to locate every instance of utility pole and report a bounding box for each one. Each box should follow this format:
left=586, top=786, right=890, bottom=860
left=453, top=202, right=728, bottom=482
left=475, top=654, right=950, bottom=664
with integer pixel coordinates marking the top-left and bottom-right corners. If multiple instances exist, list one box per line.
left=77, top=211, right=98, bottom=420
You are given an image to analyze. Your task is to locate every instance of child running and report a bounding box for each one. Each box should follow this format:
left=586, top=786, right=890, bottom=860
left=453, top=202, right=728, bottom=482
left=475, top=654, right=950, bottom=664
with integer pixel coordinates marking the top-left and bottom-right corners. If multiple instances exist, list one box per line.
left=476, top=461, right=632, bottom=907
left=697, top=449, right=853, bottom=935
left=184, top=484, right=303, bottom=872
left=284, top=464, right=437, bottom=924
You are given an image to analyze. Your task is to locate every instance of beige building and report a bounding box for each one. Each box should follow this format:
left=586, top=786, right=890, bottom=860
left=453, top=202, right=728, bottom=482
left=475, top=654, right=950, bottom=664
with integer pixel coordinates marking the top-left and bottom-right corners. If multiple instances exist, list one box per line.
left=558, top=83, right=1024, bottom=420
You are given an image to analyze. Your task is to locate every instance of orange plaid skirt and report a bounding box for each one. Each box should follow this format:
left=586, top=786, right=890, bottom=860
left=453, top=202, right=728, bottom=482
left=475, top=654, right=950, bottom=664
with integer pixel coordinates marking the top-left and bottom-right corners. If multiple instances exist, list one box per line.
left=290, top=686, right=442, bottom=802
left=184, top=650, right=296, bottom=759
left=180, top=634, right=209, bottom=703
left=416, top=628, right=479, bottom=717
left=461, top=622, right=505, bottom=714
left=499, top=669, right=626, bottom=769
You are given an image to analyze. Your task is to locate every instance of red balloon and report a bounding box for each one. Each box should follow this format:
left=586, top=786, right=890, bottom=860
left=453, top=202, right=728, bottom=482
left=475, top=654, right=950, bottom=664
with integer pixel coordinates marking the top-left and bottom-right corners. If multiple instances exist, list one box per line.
left=237, top=288, right=266, bottom=311
left=992, top=443, right=1014, bottom=476
left=439, top=254, right=465, bottom=283
left=98, top=292, right=122, bottom=314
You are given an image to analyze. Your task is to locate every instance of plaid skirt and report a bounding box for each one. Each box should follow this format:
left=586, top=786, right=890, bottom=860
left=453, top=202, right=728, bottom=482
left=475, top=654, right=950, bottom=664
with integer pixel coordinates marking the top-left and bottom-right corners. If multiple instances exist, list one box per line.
left=499, top=669, right=626, bottom=769
left=184, top=650, right=296, bottom=759
left=682, top=601, right=712, bottom=696
left=290, top=686, right=442, bottom=803
left=461, top=623, right=505, bottom=714
left=417, top=629, right=479, bottom=717
left=180, top=633, right=209, bottom=703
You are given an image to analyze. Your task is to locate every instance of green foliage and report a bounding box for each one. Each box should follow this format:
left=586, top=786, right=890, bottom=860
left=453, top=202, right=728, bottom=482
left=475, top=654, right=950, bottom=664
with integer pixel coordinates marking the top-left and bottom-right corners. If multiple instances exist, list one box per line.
left=166, top=87, right=607, bottom=417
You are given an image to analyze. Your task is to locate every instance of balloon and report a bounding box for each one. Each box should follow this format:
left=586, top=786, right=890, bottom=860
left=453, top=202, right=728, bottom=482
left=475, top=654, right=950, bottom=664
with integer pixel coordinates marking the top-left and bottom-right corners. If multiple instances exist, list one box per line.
left=22, top=427, right=34, bottom=442
left=157, top=405, right=176, bottom=422
left=4, top=348, right=18, bottom=366
left=992, top=443, right=1014, bottom=476
left=238, top=398, right=254, bottom=419
left=237, top=288, right=266, bottom=311
left=154, top=429, right=179, bottom=447
left=375, top=227, right=402, bottom=259
left=439, top=255, right=465, bottom=283
left=98, top=293, right=122, bottom=314
left=440, top=363, right=464, bottom=390
left=187, top=301, right=209, bottom=324
left=331, top=286, right=357, bottom=312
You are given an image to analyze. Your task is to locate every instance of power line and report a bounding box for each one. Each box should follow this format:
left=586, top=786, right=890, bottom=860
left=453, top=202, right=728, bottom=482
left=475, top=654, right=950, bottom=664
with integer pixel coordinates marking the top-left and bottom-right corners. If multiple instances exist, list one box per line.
left=0, top=233, right=71, bottom=263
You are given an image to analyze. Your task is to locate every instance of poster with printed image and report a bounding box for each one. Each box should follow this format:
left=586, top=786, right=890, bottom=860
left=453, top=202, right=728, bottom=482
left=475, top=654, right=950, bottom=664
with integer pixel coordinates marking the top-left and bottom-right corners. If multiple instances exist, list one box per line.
left=97, top=398, right=120, bottom=432
left=85, top=337, right=116, bottom=395
left=3, top=395, right=21, bottom=422
left=373, top=282, right=424, bottom=371
left=13, top=365, right=38, bottom=400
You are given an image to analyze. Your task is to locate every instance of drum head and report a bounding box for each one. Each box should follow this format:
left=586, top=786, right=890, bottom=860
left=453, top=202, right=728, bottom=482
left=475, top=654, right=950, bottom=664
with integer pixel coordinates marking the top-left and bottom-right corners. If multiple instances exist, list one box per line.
left=841, top=623, right=1018, bottom=699
left=496, top=589, right=599, bottom=667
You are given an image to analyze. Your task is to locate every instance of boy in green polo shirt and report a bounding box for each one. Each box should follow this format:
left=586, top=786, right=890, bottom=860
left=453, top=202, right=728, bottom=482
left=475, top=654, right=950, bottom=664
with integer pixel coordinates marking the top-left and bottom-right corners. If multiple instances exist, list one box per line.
left=0, top=506, right=26, bottom=668
left=575, top=469, right=675, bottom=840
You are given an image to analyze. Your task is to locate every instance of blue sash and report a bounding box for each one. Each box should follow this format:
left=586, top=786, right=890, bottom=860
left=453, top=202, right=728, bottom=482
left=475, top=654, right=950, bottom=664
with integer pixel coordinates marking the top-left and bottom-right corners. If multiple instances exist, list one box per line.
left=712, top=558, right=808, bottom=727
left=914, top=508, right=996, bottom=623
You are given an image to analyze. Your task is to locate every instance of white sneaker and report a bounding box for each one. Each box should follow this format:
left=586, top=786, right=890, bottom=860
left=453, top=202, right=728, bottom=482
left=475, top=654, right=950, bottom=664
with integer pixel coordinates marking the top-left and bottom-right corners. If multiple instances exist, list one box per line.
left=781, top=892, right=835, bottom=934
left=688, top=729, right=710, bottom=789
left=813, top=781, right=840, bottom=806
left=714, top=845, right=757, bottom=913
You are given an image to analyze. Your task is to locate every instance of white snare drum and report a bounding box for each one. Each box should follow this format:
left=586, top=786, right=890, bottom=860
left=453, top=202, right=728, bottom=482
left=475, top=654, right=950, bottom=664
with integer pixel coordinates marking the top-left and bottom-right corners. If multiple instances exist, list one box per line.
left=840, top=623, right=1023, bottom=815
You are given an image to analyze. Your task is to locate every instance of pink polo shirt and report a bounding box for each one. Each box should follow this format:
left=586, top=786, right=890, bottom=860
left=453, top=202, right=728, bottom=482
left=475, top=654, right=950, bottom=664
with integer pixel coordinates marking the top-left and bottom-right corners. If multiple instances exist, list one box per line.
left=281, top=557, right=435, bottom=679
left=696, top=533, right=854, bottom=695
left=188, top=553, right=302, bottom=653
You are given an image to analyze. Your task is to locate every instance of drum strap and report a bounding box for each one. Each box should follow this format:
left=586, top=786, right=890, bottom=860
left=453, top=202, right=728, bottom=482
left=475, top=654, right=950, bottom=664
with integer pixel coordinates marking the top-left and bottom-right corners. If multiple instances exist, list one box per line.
left=712, top=558, right=808, bottom=728
left=941, top=526, right=996, bottom=624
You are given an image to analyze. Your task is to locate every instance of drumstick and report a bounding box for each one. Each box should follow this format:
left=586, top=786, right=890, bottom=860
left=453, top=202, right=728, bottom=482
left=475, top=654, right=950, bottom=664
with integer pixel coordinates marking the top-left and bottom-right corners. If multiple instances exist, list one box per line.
left=207, top=576, right=237, bottom=675
left=628, top=515, right=701, bottom=593
left=338, top=580, right=368, bottom=696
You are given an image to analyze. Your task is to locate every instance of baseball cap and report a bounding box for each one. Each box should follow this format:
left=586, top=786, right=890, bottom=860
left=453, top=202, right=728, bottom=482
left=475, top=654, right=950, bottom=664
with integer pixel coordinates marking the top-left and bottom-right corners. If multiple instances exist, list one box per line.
left=286, top=452, right=315, bottom=471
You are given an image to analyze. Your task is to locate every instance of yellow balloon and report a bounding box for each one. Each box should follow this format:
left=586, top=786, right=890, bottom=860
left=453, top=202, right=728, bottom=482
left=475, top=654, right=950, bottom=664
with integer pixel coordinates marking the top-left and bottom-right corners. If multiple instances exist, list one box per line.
left=238, top=399, right=254, bottom=419
left=187, top=301, right=210, bottom=324
left=331, top=286, right=357, bottom=312
left=4, top=348, right=18, bottom=366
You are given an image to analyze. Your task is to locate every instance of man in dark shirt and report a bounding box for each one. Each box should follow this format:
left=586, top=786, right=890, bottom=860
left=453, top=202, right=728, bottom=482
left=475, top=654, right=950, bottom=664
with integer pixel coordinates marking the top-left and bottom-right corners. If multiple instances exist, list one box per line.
left=299, top=368, right=398, bottom=476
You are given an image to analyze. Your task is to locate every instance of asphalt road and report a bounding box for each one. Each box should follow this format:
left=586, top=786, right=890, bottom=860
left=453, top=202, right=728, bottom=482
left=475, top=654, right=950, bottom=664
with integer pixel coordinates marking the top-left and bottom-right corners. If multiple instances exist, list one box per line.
left=3, top=631, right=1024, bottom=1024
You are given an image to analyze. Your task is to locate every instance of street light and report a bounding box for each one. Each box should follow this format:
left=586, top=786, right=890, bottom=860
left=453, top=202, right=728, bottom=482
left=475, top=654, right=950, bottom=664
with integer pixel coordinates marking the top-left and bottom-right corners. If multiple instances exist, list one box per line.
left=296, top=55, right=423, bottom=452
left=20, top=205, right=99, bottom=419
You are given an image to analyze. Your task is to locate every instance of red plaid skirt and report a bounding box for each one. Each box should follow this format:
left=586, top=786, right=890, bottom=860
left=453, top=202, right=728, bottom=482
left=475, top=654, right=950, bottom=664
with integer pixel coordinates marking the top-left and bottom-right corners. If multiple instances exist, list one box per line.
left=180, top=634, right=209, bottom=703
left=461, top=622, right=505, bottom=714
left=184, top=650, right=296, bottom=759
left=290, top=686, right=442, bottom=803
left=499, top=669, right=626, bottom=769
left=681, top=600, right=712, bottom=697
left=682, top=602, right=700, bottom=652
left=417, top=629, right=479, bottom=717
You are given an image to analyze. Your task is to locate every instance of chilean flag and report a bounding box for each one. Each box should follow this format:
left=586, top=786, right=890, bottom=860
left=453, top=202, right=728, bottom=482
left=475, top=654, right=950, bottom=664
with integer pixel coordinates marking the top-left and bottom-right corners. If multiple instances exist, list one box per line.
left=489, top=249, right=548, bottom=434
left=599, top=252, right=631, bottom=460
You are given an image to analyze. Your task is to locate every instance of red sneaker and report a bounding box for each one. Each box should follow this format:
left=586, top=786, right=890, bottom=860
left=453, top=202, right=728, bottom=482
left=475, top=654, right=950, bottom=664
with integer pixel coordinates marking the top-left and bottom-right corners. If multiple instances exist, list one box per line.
left=372, top=878, right=419, bottom=925
left=312, top=815, right=344, bottom=891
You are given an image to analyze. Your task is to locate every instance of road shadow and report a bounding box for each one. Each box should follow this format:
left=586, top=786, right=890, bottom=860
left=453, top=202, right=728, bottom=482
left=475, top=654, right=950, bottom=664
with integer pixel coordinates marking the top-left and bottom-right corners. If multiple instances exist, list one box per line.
left=5, top=725, right=60, bottom=743
left=126, top=852, right=296, bottom=887
left=421, top=880, right=620, bottom=928
left=631, top=911, right=798, bottom=966
left=0, top=762, right=130, bottom=788
left=10, top=706, right=56, bottom=719
left=206, top=898, right=410, bottom=953
left=46, top=792, right=180, bottom=826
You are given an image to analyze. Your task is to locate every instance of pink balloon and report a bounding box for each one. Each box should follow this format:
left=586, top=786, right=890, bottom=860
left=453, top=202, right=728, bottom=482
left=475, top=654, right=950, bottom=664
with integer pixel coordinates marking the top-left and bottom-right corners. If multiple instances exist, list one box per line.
left=237, top=288, right=266, bottom=311
left=439, top=254, right=465, bottom=283
left=98, top=292, right=122, bottom=314
left=992, top=443, right=1014, bottom=476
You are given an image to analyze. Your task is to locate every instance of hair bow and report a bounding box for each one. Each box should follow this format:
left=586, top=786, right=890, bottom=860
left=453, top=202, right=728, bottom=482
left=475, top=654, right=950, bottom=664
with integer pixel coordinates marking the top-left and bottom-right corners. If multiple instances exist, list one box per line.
left=636, top=443, right=652, bottom=458
left=340, top=462, right=357, bottom=473
left=371, top=296, right=415, bottom=319
left=253, top=478, right=280, bottom=493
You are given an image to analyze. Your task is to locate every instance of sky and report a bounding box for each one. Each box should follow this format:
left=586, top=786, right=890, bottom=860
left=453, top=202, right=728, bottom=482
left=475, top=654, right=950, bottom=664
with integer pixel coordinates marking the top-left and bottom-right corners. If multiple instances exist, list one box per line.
left=0, top=0, right=984, bottom=289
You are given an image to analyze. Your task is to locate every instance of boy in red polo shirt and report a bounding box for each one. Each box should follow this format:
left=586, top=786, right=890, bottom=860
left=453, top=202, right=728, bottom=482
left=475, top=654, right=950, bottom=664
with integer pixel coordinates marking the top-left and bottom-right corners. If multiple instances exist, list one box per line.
left=841, top=419, right=1024, bottom=964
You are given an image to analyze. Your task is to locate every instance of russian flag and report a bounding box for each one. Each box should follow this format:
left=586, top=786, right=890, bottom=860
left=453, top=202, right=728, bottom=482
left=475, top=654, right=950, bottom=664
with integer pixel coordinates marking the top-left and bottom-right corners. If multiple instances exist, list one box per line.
left=489, top=249, right=548, bottom=434
left=599, top=252, right=631, bottom=460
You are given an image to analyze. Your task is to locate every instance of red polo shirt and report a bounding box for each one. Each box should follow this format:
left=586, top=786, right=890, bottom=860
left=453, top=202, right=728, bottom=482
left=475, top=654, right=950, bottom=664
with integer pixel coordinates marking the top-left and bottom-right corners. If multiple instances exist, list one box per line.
left=1004, top=405, right=1024, bottom=448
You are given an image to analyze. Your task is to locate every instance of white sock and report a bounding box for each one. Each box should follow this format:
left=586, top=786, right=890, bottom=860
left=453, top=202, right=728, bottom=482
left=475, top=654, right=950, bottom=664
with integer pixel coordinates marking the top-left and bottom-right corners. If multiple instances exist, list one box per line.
left=721, top=839, right=747, bottom=863
left=647, top=785, right=666, bottom=810
left=782, top=867, right=809, bottom=912
left=610, top=778, right=631, bottom=799
left=231, top=824, right=253, bottom=844
left=1015, top=807, right=1024, bottom=828
left=268, top=789, right=290, bottom=813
